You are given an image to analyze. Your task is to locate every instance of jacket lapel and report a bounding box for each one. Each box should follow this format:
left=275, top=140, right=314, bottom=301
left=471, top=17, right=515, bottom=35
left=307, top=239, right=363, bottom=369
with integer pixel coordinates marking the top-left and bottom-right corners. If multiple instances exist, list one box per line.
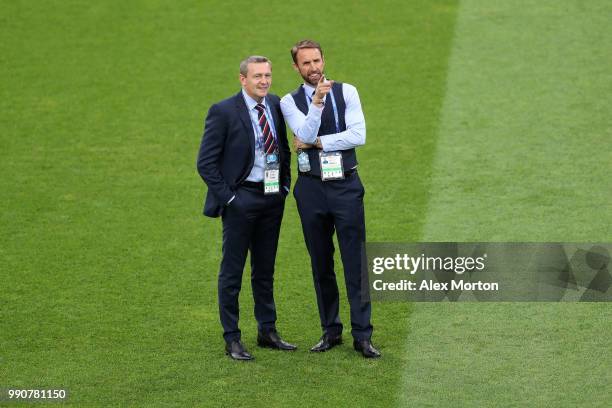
left=265, top=95, right=280, bottom=135
left=265, top=95, right=284, bottom=162
left=235, top=92, right=255, bottom=157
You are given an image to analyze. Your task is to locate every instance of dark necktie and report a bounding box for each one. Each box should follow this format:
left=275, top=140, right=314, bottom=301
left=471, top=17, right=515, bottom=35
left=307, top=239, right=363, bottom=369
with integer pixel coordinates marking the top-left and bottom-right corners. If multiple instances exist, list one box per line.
left=255, top=103, right=277, bottom=154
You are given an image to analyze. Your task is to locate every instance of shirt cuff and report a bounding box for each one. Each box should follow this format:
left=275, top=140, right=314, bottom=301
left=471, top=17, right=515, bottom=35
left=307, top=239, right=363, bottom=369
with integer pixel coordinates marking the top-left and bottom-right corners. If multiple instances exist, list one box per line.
left=309, top=102, right=324, bottom=113
left=319, top=135, right=331, bottom=152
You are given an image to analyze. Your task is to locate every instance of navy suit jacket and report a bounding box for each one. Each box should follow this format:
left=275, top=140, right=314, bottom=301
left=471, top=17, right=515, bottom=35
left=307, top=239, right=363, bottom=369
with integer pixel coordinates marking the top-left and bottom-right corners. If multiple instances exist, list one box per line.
left=197, top=91, right=291, bottom=217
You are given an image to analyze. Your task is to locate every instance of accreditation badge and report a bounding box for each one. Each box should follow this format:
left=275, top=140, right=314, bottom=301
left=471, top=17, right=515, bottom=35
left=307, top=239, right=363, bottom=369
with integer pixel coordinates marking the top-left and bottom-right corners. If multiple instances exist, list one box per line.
left=264, top=154, right=280, bottom=194
left=266, top=153, right=278, bottom=165
left=319, top=151, right=344, bottom=181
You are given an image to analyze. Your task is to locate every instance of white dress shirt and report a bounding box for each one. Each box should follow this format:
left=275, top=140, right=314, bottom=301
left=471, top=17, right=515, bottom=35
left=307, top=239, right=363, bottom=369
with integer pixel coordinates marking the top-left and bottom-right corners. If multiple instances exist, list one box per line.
left=280, top=82, right=366, bottom=151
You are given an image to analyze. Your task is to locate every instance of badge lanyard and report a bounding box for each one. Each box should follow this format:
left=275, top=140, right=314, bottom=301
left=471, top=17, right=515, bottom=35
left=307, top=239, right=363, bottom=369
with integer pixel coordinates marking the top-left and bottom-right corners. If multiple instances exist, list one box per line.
left=305, top=86, right=345, bottom=181
left=305, top=86, right=340, bottom=133
left=244, top=100, right=281, bottom=194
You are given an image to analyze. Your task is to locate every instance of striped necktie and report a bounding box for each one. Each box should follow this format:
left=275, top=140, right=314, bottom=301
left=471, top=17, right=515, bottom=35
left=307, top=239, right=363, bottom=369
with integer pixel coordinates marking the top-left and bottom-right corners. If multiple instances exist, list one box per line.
left=255, top=103, right=277, bottom=154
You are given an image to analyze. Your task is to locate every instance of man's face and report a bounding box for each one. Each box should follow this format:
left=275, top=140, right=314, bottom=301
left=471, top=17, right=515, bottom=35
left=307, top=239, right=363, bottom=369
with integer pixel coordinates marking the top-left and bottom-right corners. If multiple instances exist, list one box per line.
left=293, top=48, right=325, bottom=86
left=240, top=62, right=272, bottom=101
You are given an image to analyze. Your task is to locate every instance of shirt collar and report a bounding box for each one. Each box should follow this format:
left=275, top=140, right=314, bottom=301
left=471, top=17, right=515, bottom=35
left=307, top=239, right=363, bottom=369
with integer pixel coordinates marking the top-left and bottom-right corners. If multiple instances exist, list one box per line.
left=241, top=89, right=266, bottom=110
left=302, top=83, right=316, bottom=98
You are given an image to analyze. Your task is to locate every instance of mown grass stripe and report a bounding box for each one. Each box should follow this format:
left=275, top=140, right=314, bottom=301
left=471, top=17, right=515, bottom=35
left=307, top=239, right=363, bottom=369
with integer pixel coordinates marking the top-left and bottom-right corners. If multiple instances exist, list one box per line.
left=400, top=1, right=612, bottom=406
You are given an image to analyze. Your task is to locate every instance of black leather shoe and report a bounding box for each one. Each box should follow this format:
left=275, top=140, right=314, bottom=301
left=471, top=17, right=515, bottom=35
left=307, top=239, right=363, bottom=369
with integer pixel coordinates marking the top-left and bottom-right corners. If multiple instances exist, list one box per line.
left=225, top=340, right=254, bottom=361
left=257, top=330, right=297, bottom=351
left=310, top=334, right=342, bottom=352
left=353, top=339, right=381, bottom=358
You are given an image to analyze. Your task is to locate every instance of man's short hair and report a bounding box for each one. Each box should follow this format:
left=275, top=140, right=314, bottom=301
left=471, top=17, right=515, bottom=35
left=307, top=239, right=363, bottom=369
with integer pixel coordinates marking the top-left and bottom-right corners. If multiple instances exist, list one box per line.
left=239, top=56, right=271, bottom=76
left=290, top=40, right=324, bottom=64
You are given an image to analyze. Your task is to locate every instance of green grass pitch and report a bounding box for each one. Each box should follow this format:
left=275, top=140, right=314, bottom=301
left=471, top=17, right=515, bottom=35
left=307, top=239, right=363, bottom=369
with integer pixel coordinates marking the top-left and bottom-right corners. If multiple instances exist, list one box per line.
left=1, top=0, right=610, bottom=406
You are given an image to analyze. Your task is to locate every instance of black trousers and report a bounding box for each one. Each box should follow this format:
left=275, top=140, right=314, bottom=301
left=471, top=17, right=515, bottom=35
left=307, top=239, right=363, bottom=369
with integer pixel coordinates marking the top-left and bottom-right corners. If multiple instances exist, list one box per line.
left=294, top=172, right=373, bottom=341
left=218, top=185, right=285, bottom=342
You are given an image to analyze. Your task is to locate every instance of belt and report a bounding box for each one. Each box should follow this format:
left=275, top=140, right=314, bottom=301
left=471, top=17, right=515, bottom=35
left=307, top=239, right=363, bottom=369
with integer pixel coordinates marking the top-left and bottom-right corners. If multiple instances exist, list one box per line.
left=241, top=181, right=264, bottom=189
left=298, top=168, right=357, bottom=179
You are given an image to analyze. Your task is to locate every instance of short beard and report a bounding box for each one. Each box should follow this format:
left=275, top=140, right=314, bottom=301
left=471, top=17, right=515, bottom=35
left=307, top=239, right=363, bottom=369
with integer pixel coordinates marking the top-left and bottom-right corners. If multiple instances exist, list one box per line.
left=302, top=73, right=319, bottom=87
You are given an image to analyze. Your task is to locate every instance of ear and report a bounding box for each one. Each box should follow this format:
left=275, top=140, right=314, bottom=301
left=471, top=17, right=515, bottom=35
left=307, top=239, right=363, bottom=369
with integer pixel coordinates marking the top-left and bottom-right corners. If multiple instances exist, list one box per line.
left=239, top=74, right=246, bottom=86
left=292, top=63, right=299, bottom=73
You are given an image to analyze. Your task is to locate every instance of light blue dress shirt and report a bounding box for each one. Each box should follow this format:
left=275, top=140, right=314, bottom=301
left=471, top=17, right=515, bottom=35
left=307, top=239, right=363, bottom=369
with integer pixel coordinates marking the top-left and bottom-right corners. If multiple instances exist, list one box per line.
left=225, top=90, right=286, bottom=204
left=280, top=82, right=366, bottom=151
left=241, top=89, right=278, bottom=182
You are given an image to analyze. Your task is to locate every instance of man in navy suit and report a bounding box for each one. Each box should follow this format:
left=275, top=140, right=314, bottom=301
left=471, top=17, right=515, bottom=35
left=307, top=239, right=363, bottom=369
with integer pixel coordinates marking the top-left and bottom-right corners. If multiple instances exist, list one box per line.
left=281, top=40, right=381, bottom=358
left=197, top=56, right=295, bottom=360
